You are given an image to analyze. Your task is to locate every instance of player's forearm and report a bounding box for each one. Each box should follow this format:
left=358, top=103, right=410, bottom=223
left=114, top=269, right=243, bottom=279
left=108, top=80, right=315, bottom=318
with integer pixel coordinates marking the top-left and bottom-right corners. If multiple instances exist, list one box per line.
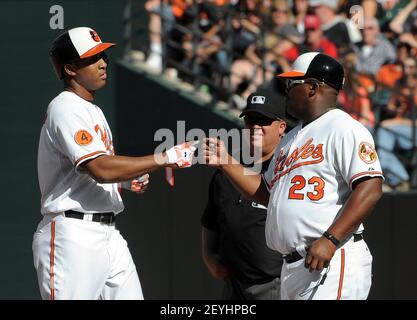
left=220, top=158, right=269, bottom=206
left=84, top=153, right=167, bottom=183
left=326, top=178, right=383, bottom=241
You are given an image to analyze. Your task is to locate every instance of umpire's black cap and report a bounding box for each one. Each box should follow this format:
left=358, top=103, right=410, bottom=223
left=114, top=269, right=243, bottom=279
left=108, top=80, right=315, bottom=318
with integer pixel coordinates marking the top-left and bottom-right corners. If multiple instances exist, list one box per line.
left=239, top=89, right=298, bottom=130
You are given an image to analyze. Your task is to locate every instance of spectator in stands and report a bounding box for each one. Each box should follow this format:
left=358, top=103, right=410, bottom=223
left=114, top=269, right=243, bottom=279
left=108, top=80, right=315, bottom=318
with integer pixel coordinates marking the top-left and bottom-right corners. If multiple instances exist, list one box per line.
left=292, top=0, right=309, bottom=33
left=263, top=0, right=300, bottom=60
left=309, top=0, right=361, bottom=54
left=226, top=3, right=264, bottom=107
left=144, top=0, right=175, bottom=72
left=162, top=0, right=196, bottom=74
left=230, top=0, right=263, bottom=60
left=180, top=0, right=226, bottom=85
left=375, top=62, right=417, bottom=191
left=379, top=0, right=412, bottom=32
left=338, top=0, right=381, bottom=19
left=299, top=14, right=338, bottom=58
left=273, top=25, right=302, bottom=65
left=372, top=42, right=412, bottom=120
left=270, top=0, right=294, bottom=34
left=338, top=58, right=375, bottom=130
left=376, top=42, right=411, bottom=89
left=353, top=16, right=396, bottom=75
left=229, top=25, right=302, bottom=109
left=389, top=0, right=417, bottom=35
left=398, top=17, right=417, bottom=57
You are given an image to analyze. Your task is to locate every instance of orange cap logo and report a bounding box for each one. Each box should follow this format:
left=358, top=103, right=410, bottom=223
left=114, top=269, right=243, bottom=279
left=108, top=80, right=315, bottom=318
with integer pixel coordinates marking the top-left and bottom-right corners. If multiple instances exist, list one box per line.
left=90, top=30, right=101, bottom=42
left=358, top=142, right=377, bottom=164
left=75, top=130, right=93, bottom=146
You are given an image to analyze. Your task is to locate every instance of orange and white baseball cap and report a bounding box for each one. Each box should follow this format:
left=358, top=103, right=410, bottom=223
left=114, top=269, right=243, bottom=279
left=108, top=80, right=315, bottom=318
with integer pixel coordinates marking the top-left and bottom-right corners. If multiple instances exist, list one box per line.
left=68, top=27, right=115, bottom=58
left=49, top=27, right=116, bottom=79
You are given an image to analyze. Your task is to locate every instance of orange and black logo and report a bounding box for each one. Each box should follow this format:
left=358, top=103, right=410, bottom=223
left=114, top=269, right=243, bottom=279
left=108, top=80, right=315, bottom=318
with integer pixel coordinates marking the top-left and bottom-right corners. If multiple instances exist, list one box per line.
left=358, top=142, right=377, bottom=164
left=75, top=130, right=93, bottom=146
left=90, top=30, right=101, bottom=42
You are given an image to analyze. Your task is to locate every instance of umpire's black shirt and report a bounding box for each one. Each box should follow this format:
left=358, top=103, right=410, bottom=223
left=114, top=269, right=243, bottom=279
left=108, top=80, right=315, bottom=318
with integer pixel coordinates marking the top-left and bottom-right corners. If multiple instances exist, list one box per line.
left=202, top=159, right=283, bottom=288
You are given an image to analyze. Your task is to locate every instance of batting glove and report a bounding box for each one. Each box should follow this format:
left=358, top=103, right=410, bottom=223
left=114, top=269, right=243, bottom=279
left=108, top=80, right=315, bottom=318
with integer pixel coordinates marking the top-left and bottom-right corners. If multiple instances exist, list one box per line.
left=166, top=141, right=199, bottom=168
left=121, top=174, right=150, bottom=194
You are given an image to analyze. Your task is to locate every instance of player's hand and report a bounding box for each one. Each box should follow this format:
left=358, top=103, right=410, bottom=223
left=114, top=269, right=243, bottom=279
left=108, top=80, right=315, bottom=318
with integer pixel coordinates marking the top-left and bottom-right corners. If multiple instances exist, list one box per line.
left=203, top=138, right=231, bottom=167
left=131, top=174, right=150, bottom=193
left=304, top=237, right=337, bottom=272
left=166, top=141, right=199, bottom=168
left=122, top=174, right=150, bottom=194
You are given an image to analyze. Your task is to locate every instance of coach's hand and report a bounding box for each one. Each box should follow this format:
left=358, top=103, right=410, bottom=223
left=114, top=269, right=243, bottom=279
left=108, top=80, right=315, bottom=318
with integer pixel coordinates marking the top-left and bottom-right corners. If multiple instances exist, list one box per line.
left=166, top=141, right=198, bottom=168
left=304, top=237, right=337, bottom=272
left=203, top=138, right=232, bottom=167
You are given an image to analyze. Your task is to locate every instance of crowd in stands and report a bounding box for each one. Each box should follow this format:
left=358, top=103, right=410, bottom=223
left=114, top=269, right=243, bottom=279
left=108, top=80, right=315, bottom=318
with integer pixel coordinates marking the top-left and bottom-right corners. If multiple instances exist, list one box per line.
left=140, top=0, right=417, bottom=191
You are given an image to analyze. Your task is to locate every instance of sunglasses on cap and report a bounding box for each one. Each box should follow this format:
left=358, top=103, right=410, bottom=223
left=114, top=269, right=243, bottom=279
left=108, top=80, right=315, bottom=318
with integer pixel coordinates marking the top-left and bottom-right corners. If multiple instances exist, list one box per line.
left=244, top=114, right=280, bottom=126
left=286, top=79, right=325, bottom=92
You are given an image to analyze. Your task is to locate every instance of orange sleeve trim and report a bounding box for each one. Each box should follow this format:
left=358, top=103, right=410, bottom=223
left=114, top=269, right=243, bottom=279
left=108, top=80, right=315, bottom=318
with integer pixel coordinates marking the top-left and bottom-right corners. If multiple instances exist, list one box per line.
left=74, top=151, right=107, bottom=166
left=50, top=220, right=56, bottom=301
left=337, top=248, right=345, bottom=300
left=349, top=171, right=383, bottom=189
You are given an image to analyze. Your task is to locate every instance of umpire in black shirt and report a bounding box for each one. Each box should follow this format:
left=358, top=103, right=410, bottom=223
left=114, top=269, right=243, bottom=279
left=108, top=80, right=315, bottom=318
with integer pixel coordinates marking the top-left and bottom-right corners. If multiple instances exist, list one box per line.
left=201, top=89, right=296, bottom=300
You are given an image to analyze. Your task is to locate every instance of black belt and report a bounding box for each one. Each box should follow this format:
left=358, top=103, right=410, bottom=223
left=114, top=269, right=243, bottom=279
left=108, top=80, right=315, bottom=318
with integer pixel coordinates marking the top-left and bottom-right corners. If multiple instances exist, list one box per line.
left=65, top=210, right=116, bottom=224
left=353, top=233, right=363, bottom=242
left=283, top=250, right=304, bottom=264
left=283, top=234, right=364, bottom=264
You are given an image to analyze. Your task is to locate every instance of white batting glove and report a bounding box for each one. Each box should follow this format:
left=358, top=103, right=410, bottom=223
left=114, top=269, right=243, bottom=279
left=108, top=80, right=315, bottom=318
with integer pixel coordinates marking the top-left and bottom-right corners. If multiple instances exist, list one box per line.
left=166, top=141, right=199, bottom=168
left=121, top=174, right=150, bottom=194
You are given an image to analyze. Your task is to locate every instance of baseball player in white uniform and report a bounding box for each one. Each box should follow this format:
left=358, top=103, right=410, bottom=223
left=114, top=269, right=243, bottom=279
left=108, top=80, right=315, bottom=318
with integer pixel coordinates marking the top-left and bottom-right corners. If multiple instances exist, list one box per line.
left=33, top=27, right=197, bottom=300
left=203, top=52, right=384, bottom=300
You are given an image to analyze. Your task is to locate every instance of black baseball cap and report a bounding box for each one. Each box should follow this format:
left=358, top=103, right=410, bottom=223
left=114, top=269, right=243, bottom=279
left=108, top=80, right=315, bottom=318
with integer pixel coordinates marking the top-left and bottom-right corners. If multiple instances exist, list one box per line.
left=239, top=89, right=298, bottom=130
left=277, top=52, right=345, bottom=91
left=240, top=89, right=287, bottom=120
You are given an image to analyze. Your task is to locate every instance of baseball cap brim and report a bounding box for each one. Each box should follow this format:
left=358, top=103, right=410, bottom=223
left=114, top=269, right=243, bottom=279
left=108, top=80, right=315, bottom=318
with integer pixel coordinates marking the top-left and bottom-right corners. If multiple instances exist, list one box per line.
left=239, top=109, right=280, bottom=119
left=277, top=71, right=305, bottom=78
left=80, top=42, right=116, bottom=59
left=240, top=108, right=298, bottom=131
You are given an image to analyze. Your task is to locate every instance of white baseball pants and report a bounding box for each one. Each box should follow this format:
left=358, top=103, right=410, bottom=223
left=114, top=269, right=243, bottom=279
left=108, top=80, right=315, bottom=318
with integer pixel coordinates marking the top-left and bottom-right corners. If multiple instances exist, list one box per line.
left=32, top=213, right=143, bottom=300
left=280, top=238, right=373, bottom=300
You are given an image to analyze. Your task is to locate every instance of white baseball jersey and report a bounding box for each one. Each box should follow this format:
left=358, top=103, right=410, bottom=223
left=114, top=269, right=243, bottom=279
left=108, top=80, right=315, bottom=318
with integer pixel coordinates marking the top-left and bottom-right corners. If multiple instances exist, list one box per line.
left=37, top=91, right=124, bottom=214
left=263, top=108, right=383, bottom=255
left=34, top=91, right=143, bottom=300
